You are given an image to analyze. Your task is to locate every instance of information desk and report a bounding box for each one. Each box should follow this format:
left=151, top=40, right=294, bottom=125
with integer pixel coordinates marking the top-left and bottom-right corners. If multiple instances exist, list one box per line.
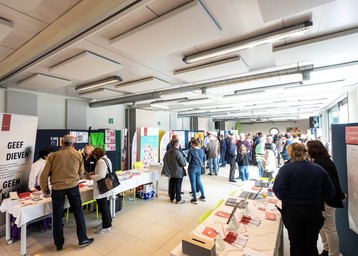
left=0, top=168, right=160, bottom=256
left=170, top=194, right=283, bottom=256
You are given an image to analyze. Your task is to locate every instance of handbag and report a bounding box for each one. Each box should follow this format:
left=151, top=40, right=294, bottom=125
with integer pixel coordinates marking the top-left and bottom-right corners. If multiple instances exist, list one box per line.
left=97, top=158, right=120, bottom=194
left=194, top=150, right=206, bottom=174
left=182, top=167, right=187, bottom=176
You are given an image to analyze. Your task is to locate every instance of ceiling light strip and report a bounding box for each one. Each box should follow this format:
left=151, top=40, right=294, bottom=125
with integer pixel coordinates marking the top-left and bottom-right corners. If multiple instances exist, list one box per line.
left=75, top=76, right=122, bottom=91
left=183, top=21, right=313, bottom=64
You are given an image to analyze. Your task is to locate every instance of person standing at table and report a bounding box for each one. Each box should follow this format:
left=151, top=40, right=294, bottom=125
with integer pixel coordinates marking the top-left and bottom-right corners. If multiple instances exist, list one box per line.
left=88, top=147, right=113, bottom=233
left=28, top=148, right=53, bottom=192
left=40, top=134, right=94, bottom=251
left=82, top=144, right=96, bottom=179
left=162, top=140, right=187, bottom=204
left=273, top=142, right=335, bottom=256
left=306, top=140, right=347, bottom=256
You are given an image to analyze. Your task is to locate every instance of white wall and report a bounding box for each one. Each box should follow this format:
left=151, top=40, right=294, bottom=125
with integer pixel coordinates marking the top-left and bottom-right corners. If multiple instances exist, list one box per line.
left=37, top=93, right=67, bottom=128
left=226, top=119, right=310, bottom=136
left=348, top=90, right=358, bottom=123
left=136, top=108, right=156, bottom=127
left=88, top=104, right=125, bottom=130
left=154, top=111, right=170, bottom=130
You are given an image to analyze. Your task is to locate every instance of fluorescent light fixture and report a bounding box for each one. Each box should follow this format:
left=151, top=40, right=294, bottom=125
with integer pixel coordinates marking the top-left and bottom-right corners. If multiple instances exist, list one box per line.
left=183, top=21, right=313, bottom=64
left=178, top=97, right=214, bottom=105
left=75, top=76, right=122, bottom=91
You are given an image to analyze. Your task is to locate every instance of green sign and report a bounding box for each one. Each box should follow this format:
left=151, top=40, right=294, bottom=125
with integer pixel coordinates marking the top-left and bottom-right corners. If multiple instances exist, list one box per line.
left=108, top=118, right=113, bottom=124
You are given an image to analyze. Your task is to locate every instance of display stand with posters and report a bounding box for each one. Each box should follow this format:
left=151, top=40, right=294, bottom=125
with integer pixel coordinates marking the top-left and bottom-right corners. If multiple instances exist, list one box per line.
left=132, top=127, right=159, bottom=168
left=0, top=113, right=38, bottom=227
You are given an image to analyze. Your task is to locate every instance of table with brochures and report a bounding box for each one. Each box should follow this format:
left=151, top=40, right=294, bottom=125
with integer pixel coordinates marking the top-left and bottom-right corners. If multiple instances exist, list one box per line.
left=170, top=183, right=283, bottom=256
left=0, top=168, right=160, bottom=256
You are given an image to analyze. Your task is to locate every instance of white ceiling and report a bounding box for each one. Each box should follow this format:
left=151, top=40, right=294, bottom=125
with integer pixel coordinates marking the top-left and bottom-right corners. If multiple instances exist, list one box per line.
left=1, top=0, right=358, bottom=123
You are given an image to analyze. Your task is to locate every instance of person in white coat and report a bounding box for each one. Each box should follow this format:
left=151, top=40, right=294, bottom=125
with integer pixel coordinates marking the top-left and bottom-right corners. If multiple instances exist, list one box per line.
left=88, top=147, right=113, bottom=234
left=28, top=148, right=53, bottom=192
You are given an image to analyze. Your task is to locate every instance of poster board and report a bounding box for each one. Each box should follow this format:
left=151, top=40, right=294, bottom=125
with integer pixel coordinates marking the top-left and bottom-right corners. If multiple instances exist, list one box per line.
left=345, top=126, right=358, bottom=234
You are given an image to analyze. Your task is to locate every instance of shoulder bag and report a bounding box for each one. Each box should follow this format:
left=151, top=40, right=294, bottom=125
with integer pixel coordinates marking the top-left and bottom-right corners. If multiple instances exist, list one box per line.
left=97, top=158, right=120, bottom=194
left=194, top=150, right=206, bottom=174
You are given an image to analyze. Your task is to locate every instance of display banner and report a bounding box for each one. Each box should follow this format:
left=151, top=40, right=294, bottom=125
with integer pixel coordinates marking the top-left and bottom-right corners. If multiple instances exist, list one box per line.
left=0, top=113, right=38, bottom=224
left=140, top=127, right=159, bottom=167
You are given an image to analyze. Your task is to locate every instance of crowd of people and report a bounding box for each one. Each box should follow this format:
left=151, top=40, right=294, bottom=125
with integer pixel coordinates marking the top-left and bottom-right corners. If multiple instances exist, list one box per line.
left=162, top=131, right=347, bottom=256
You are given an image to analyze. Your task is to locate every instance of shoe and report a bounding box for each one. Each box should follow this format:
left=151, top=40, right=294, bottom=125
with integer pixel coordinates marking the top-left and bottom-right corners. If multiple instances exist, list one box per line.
left=319, top=250, right=329, bottom=256
left=191, top=199, right=198, bottom=204
left=176, top=200, right=186, bottom=204
left=79, top=238, right=94, bottom=247
left=208, top=173, right=212, bottom=176
left=95, top=223, right=102, bottom=229
left=214, top=173, right=218, bottom=175
left=199, top=196, right=206, bottom=202
left=95, top=228, right=111, bottom=234
left=229, top=180, right=237, bottom=183
left=170, top=200, right=174, bottom=203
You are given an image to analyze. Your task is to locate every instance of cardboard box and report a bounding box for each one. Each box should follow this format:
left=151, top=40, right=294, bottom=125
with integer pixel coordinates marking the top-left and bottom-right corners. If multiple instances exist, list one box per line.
left=136, top=183, right=154, bottom=193
left=136, top=191, right=155, bottom=200
left=182, top=234, right=216, bottom=256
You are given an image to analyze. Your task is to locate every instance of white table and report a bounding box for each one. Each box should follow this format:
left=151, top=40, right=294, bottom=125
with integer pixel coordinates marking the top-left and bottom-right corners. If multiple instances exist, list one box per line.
left=108, top=168, right=160, bottom=217
left=170, top=194, right=283, bottom=256
left=0, top=168, right=160, bottom=256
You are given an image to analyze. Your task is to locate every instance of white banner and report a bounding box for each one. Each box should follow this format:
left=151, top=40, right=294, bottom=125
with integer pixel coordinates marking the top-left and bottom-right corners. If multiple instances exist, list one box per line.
left=0, top=113, right=38, bottom=204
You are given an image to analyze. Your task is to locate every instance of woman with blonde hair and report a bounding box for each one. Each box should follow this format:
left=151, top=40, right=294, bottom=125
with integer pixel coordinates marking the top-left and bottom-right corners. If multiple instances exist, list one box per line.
left=273, top=142, right=335, bottom=256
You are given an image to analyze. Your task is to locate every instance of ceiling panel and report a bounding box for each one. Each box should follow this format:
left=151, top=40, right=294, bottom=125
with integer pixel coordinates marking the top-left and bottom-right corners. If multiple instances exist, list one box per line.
left=110, top=0, right=222, bottom=60
left=257, top=0, right=336, bottom=23
left=79, top=88, right=124, bottom=99
left=273, top=28, right=358, bottom=66
left=49, top=51, right=122, bottom=81
left=116, top=77, right=170, bottom=93
left=174, top=57, right=249, bottom=82
left=18, top=73, right=72, bottom=90
left=0, top=17, right=13, bottom=42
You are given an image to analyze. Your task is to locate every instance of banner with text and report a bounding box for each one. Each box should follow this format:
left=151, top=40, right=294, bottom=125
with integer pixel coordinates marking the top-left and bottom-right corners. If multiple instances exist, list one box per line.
left=0, top=113, right=38, bottom=204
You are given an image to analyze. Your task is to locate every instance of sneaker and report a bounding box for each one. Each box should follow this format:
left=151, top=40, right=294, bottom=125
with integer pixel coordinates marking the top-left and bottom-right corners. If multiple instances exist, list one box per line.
left=95, top=228, right=111, bottom=234
left=176, top=200, right=186, bottom=204
left=79, top=238, right=94, bottom=247
left=199, top=196, right=206, bottom=202
left=95, top=223, right=102, bottom=229
left=208, top=173, right=212, bottom=176
left=191, top=199, right=198, bottom=204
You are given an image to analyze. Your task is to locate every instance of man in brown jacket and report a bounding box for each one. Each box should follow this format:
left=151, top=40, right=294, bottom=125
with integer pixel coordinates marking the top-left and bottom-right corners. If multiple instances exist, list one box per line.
left=40, top=134, right=93, bottom=251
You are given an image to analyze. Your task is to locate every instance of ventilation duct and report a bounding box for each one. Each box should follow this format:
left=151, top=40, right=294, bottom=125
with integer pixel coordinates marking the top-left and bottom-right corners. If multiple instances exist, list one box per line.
left=89, top=64, right=314, bottom=107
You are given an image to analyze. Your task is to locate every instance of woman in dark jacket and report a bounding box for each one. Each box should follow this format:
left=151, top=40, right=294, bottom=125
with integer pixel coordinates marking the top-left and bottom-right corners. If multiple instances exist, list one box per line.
left=187, top=138, right=206, bottom=204
left=273, top=142, right=335, bottom=256
left=307, top=140, right=346, bottom=256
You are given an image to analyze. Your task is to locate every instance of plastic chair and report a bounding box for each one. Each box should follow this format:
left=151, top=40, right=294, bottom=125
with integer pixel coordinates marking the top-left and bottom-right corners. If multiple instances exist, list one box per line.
left=66, top=199, right=98, bottom=221
left=229, top=189, right=237, bottom=196
left=198, top=209, right=213, bottom=224
left=212, top=199, right=225, bottom=210
left=133, top=161, right=143, bottom=169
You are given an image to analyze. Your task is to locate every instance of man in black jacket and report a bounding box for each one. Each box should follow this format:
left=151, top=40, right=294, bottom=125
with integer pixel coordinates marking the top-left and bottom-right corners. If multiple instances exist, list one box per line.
left=163, top=140, right=187, bottom=204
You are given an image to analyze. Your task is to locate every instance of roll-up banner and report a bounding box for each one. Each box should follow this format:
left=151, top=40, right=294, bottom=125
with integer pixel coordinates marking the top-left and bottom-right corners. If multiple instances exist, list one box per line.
left=0, top=113, right=38, bottom=225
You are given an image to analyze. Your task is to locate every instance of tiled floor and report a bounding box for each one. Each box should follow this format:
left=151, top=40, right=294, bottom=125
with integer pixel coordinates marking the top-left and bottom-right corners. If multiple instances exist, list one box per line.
left=0, top=165, right=321, bottom=256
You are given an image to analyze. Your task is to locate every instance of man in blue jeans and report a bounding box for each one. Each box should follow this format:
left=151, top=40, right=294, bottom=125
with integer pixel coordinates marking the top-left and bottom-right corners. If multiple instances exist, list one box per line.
left=40, top=135, right=94, bottom=251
